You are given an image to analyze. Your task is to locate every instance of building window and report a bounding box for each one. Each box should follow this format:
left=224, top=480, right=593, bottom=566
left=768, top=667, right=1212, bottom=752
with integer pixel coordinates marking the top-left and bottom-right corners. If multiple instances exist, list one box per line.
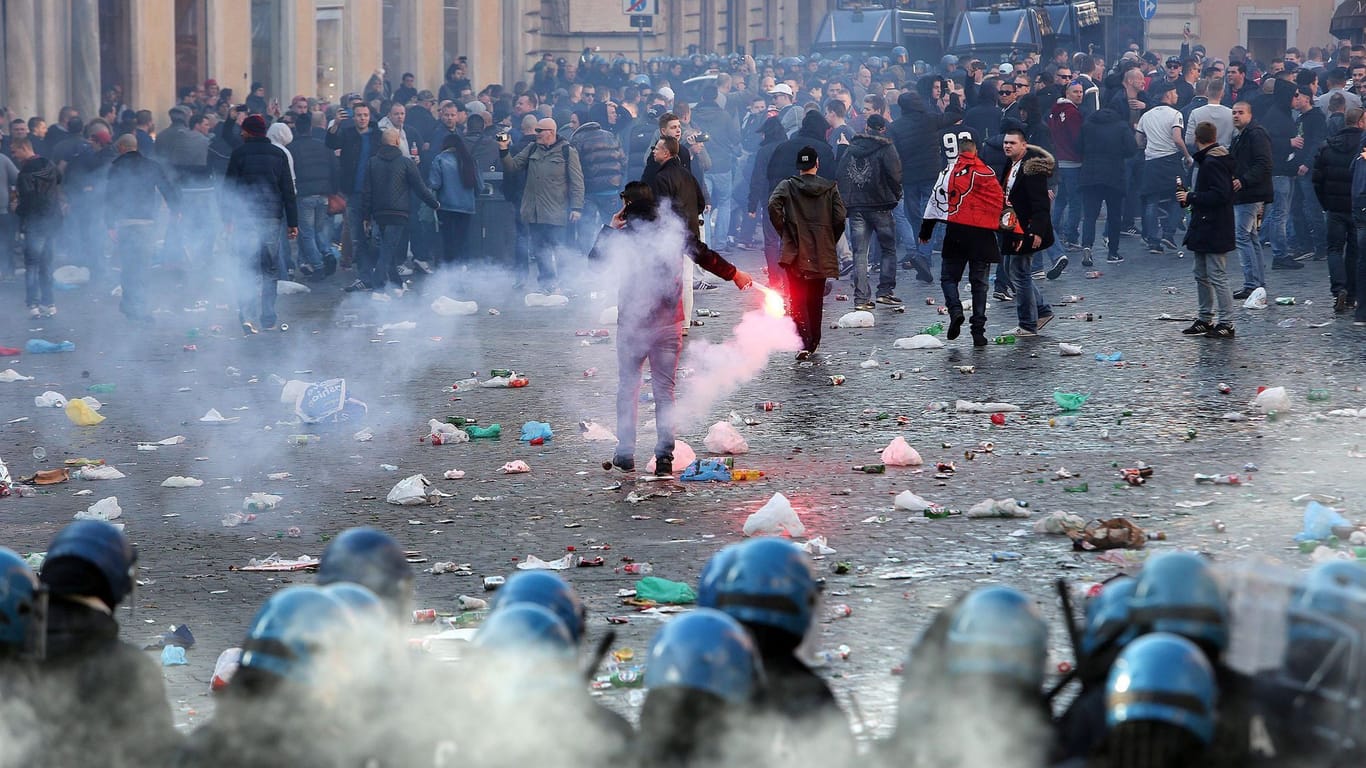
left=317, top=5, right=344, bottom=103
left=1247, top=18, right=1288, bottom=66
left=175, top=0, right=207, bottom=92
left=444, top=0, right=462, bottom=69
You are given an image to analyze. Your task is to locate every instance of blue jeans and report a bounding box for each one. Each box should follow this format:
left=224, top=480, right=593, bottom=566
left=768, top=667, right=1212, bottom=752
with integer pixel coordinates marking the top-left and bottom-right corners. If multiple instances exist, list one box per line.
left=580, top=192, right=619, bottom=251
left=1053, top=166, right=1083, bottom=245
left=1192, top=251, right=1234, bottom=326
left=615, top=324, right=682, bottom=466
left=234, top=217, right=281, bottom=327
left=1142, top=192, right=1178, bottom=247
left=526, top=224, right=562, bottom=287
left=114, top=220, right=155, bottom=318
left=374, top=221, right=409, bottom=289
left=22, top=223, right=55, bottom=308
left=1234, top=203, right=1266, bottom=290
left=296, top=195, right=330, bottom=270
left=902, top=180, right=936, bottom=261
left=1353, top=208, right=1366, bottom=320
left=1292, top=174, right=1326, bottom=257
left=704, top=169, right=733, bottom=246
left=1265, top=176, right=1292, bottom=262
left=1008, top=248, right=1052, bottom=331
left=848, top=209, right=897, bottom=302
left=1328, top=210, right=1358, bottom=296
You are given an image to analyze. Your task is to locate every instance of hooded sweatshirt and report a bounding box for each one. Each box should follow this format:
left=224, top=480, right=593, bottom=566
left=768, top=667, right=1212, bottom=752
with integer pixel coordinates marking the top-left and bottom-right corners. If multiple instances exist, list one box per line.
left=1314, top=126, right=1364, bottom=212
left=767, top=172, right=846, bottom=278
left=835, top=132, right=902, bottom=210
left=267, top=122, right=296, bottom=191
left=749, top=116, right=788, bottom=214
left=768, top=110, right=836, bottom=183
left=15, top=155, right=63, bottom=225
left=1047, top=99, right=1083, bottom=166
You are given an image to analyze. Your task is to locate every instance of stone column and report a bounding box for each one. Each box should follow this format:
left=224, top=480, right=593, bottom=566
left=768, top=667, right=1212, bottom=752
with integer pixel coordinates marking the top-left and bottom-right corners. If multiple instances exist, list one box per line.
left=281, top=0, right=317, bottom=101
left=346, top=0, right=384, bottom=96
left=4, top=0, right=39, bottom=118
left=129, top=0, right=177, bottom=125
left=399, top=0, right=445, bottom=94
left=207, top=0, right=253, bottom=101
left=70, top=0, right=102, bottom=118
left=34, top=1, right=70, bottom=120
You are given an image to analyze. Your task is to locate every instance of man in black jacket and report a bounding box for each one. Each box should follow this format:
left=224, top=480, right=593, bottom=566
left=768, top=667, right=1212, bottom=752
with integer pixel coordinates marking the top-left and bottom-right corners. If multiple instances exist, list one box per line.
left=1260, top=78, right=1302, bottom=271
left=223, top=114, right=298, bottom=333
left=1228, top=101, right=1274, bottom=299
left=998, top=129, right=1056, bottom=337
left=1312, top=107, right=1363, bottom=311
left=690, top=86, right=742, bottom=248
left=10, top=137, right=63, bottom=318
left=326, top=102, right=379, bottom=289
left=890, top=91, right=945, bottom=282
left=288, top=127, right=340, bottom=280
left=1290, top=86, right=1328, bottom=262
left=1178, top=121, right=1239, bottom=338
left=837, top=114, right=903, bottom=309
left=105, top=134, right=178, bottom=322
left=360, top=128, right=441, bottom=297
left=646, top=136, right=704, bottom=240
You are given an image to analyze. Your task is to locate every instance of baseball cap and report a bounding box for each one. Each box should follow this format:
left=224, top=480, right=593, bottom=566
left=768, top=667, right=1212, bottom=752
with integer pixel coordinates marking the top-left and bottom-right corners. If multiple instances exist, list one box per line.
left=796, top=145, right=819, bottom=171
left=417, top=89, right=436, bottom=101
left=465, top=100, right=488, bottom=115
left=998, top=63, right=1013, bottom=75
left=1165, top=56, right=1182, bottom=67
left=658, top=86, right=676, bottom=102
left=768, top=83, right=795, bottom=96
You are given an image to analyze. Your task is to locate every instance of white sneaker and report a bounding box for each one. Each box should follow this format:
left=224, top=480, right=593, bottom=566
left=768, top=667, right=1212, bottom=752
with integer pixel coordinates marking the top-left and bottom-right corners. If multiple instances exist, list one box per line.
left=397, top=264, right=414, bottom=277
left=41, top=306, right=56, bottom=317
left=28, top=307, right=41, bottom=319
left=1003, top=326, right=1038, bottom=337
left=412, top=259, right=433, bottom=274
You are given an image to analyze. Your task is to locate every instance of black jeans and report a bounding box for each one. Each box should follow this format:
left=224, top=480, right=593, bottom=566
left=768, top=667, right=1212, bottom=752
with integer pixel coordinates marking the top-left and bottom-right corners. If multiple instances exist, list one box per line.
left=436, top=211, right=472, bottom=266
left=783, top=265, right=826, bottom=352
left=1327, top=210, right=1358, bottom=297
left=941, top=255, right=991, bottom=333
left=1082, top=186, right=1125, bottom=256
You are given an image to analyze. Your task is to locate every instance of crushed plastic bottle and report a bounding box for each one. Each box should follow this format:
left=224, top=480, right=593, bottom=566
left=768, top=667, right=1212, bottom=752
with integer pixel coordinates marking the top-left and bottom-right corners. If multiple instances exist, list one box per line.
left=993, top=335, right=1016, bottom=345
left=1194, top=473, right=1240, bottom=485
left=921, top=322, right=944, bottom=336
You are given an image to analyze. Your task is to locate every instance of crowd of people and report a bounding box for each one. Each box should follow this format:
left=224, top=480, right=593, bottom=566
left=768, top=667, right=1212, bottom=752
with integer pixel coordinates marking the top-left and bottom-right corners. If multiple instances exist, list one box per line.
left=4, top=39, right=1366, bottom=337
left=1, top=517, right=1361, bottom=767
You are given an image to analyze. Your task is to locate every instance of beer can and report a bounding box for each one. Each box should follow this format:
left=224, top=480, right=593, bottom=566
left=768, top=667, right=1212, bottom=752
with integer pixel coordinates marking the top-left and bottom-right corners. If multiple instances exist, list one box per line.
left=482, top=576, right=505, bottom=592
left=412, top=608, right=438, bottom=624
left=828, top=375, right=846, bottom=386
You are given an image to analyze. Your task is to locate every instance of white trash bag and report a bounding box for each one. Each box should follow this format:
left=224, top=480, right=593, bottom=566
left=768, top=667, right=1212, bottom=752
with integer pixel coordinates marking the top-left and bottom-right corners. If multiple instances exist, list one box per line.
left=1242, top=286, right=1268, bottom=309
left=34, top=391, right=68, bottom=408
left=966, top=497, right=1031, bottom=519
left=880, top=436, right=923, bottom=466
left=75, top=496, right=122, bottom=521
left=386, top=474, right=433, bottom=505
left=1251, top=386, right=1291, bottom=413
left=743, top=492, right=807, bottom=537
left=703, top=422, right=750, bottom=455
left=894, top=490, right=936, bottom=511
left=431, top=296, right=478, bottom=316
left=53, top=265, right=91, bottom=285
left=893, top=335, right=944, bottom=350
left=525, top=293, right=570, bottom=307
left=837, top=310, right=875, bottom=328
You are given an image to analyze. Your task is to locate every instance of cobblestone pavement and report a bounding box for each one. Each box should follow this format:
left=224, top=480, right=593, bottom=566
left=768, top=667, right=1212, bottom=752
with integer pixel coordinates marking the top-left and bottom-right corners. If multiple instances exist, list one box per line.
left=0, top=234, right=1359, bottom=733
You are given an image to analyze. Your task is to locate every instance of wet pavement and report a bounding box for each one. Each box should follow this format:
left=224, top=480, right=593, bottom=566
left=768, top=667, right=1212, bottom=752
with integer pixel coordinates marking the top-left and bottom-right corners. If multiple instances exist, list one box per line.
left=0, top=234, right=1362, bottom=733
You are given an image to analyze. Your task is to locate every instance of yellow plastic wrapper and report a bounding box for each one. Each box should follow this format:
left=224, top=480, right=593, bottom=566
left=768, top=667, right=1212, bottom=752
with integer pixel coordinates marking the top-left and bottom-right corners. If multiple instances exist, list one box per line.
left=65, top=399, right=106, bottom=426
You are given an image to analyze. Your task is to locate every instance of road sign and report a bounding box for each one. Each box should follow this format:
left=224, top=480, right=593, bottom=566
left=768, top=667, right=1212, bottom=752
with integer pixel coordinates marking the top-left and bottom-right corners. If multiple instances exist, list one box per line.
left=1139, top=0, right=1157, bottom=20
left=624, top=0, right=657, bottom=14
left=629, top=14, right=653, bottom=28
left=1096, top=0, right=1113, bottom=16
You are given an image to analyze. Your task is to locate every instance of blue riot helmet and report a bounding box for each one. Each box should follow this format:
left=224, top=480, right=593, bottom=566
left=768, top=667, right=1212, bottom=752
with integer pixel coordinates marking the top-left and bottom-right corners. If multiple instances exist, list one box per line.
left=317, top=527, right=413, bottom=615
left=1299, top=561, right=1366, bottom=620
left=632, top=74, right=651, bottom=87
left=644, top=609, right=762, bottom=704
left=1107, top=632, right=1218, bottom=745
left=696, top=538, right=817, bottom=641
left=1130, top=552, right=1229, bottom=655
left=472, top=603, right=576, bottom=661
left=1081, top=577, right=1138, bottom=658
left=492, top=571, right=586, bottom=644
left=0, top=547, right=46, bottom=659
left=41, top=520, right=137, bottom=609
left=240, top=586, right=357, bottom=685
left=944, top=586, right=1048, bottom=689
left=892, top=46, right=908, bottom=63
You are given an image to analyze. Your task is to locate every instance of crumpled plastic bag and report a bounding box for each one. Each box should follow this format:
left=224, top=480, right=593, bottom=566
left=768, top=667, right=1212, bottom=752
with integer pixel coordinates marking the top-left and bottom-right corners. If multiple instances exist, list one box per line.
left=955, top=400, right=1021, bottom=413
left=386, top=474, right=434, bottom=505
left=242, top=493, right=282, bottom=510
left=801, top=536, right=836, bottom=555
left=199, top=408, right=238, bottom=424
left=65, top=399, right=106, bottom=426
left=600, top=306, right=618, bottom=325
left=836, top=310, right=875, bottom=328
left=516, top=553, right=573, bottom=570
left=525, top=293, right=570, bottom=307
left=428, top=419, right=470, bottom=443
left=211, top=648, right=242, bottom=691
left=579, top=421, right=617, bottom=442
left=703, top=421, right=749, bottom=454
left=443, top=469, right=466, bottom=480
left=1053, top=391, right=1090, bottom=411
left=53, top=265, right=90, bottom=285
left=519, top=421, right=554, bottom=442
left=880, top=436, right=923, bottom=466
left=893, top=335, right=944, bottom=350
left=1251, top=386, right=1291, bottom=413
left=647, top=441, right=696, bottom=473
left=0, top=369, right=34, bottom=383
left=1059, top=343, right=1083, bottom=356
left=75, top=496, right=122, bottom=521
left=1094, top=351, right=1123, bottom=362
left=635, top=577, right=697, bottom=605
left=1295, top=501, right=1351, bottom=543
left=296, top=378, right=367, bottom=424
left=1034, top=510, right=1087, bottom=535
left=893, top=490, right=936, bottom=511
left=743, top=492, right=806, bottom=537
left=25, top=339, right=75, bottom=354
left=1069, top=518, right=1149, bottom=550
left=1243, top=286, right=1268, bottom=309
left=276, top=280, right=310, bottom=295
left=480, top=375, right=529, bottom=388
left=160, top=646, right=188, bottom=666
left=34, top=391, right=68, bottom=408
left=965, top=498, right=1030, bottom=519
left=160, top=476, right=203, bottom=488
left=431, top=296, right=478, bottom=316
left=377, top=321, right=417, bottom=334
left=680, top=459, right=732, bottom=482
left=500, top=460, right=531, bottom=474
left=76, top=465, right=125, bottom=480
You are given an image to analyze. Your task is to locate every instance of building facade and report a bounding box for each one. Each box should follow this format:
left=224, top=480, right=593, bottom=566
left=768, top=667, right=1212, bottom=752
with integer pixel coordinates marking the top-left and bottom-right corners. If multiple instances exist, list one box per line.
left=0, top=0, right=820, bottom=126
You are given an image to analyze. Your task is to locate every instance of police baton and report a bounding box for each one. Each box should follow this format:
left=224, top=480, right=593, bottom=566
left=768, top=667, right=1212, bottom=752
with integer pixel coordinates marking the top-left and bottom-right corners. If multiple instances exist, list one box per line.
left=582, top=628, right=618, bottom=682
